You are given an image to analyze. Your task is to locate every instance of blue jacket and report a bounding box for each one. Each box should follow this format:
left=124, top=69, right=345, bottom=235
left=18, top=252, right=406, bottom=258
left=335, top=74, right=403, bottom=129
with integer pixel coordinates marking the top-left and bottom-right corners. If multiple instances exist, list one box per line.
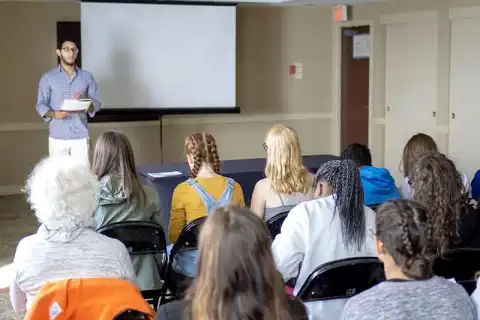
left=359, top=166, right=401, bottom=206
left=471, top=170, right=480, bottom=200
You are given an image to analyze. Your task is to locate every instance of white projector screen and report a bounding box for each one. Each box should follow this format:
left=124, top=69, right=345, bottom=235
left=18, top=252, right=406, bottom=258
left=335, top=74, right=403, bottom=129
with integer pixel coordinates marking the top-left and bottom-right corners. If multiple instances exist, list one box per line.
left=81, top=2, right=236, bottom=111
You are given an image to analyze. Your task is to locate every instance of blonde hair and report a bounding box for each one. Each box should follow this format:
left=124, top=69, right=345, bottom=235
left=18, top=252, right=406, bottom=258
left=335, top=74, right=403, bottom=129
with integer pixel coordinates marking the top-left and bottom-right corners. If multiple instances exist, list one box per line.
left=264, top=125, right=310, bottom=194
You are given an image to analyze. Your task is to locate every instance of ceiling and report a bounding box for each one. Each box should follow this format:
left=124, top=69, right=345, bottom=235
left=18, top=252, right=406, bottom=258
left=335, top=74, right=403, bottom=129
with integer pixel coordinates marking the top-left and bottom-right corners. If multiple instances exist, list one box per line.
left=0, top=0, right=390, bottom=4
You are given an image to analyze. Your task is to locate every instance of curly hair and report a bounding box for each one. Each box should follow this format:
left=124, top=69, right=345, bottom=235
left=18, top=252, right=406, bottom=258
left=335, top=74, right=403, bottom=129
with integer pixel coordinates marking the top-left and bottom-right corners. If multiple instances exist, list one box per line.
left=314, top=159, right=365, bottom=250
left=185, top=133, right=221, bottom=178
left=400, top=133, right=438, bottom=178
left=376, top=200, right=433, bottom=280
left=409, top=152, right=466, bottom=254
left=341, top=143, right=372, bottom=167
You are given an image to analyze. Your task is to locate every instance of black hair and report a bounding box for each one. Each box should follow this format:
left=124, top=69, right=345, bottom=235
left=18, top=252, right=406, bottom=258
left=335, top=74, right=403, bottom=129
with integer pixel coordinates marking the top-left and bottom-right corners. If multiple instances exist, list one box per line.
left=313, top=159, right=366, bottom=251
left=57, top=39, right=77, bottom=50
left=341, top=143, right=372, bottom=167
left=376, top=199, right=433, bottom=280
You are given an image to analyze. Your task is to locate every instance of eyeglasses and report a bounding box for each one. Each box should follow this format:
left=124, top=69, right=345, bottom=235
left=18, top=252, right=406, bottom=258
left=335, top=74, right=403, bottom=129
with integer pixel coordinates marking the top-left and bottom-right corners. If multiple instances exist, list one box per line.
left=61, top=47, right=79, bottom=54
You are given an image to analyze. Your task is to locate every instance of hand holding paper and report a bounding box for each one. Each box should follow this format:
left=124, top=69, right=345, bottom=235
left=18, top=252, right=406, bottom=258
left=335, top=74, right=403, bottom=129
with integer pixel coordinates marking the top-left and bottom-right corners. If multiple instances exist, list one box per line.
left=60, top=99, right=92, bottom=112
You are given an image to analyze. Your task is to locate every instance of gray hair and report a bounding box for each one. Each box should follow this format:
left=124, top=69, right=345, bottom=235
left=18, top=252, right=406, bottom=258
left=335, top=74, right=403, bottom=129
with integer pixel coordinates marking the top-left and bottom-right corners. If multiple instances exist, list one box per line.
left=314, top=159, right=366, bottom=251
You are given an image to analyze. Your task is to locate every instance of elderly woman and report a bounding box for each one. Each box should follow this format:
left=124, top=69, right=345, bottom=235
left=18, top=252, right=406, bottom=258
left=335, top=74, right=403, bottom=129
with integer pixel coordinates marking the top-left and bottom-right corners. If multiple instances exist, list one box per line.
left=9, top=155, right=136, bottom=313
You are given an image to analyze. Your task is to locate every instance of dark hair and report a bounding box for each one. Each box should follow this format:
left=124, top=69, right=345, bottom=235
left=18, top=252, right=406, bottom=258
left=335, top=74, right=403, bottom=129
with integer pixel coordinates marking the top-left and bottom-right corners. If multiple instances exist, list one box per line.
left=376, top=200, right=433, bottom=280
left=57, top=39, right=77, bottom=50
left=401, top=133, right=438, bottom=178
left=92, top=131, right=146, bottom=207
left=313, top=159, right=366, bottom=250
left=185, top=133, right=221, bottom=178
left=188, top=206, right=294, bottom=320
left=341, top=143, right=372, bottom=167
left=409, top=152, right=466, bottom=254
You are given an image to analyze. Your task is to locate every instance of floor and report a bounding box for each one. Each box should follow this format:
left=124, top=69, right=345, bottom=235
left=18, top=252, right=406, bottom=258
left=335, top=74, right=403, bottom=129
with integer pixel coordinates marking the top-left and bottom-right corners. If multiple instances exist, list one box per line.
left=0, top=195, right=38, bottom=320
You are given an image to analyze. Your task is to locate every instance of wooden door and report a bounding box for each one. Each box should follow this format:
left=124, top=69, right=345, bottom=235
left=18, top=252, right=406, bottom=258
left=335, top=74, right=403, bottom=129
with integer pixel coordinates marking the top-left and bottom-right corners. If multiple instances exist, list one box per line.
left=341, top=26, right=370, bottom=150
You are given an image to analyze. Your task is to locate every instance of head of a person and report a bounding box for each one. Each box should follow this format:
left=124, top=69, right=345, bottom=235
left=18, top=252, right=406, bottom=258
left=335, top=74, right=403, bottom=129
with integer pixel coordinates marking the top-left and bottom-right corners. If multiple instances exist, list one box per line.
left=92, top=131, right=145, bottom=205
left=401, top=133, right=438, bottom=177
left=25, top=155, right=99, bottom=231
left=264, top=124, right=310, bottom=194
left=184, top=133, right=220, bottom=177
left=341, top=143, right=372, bottom=167
left=189, top=206, right=292, bottom=320
left=56, top=40, right=79, bottom=66
left=409, top=152, right=465, bottom=254
left=375, top=200, right=432, bottom=280
left=313, top=159, right=366, bottom=250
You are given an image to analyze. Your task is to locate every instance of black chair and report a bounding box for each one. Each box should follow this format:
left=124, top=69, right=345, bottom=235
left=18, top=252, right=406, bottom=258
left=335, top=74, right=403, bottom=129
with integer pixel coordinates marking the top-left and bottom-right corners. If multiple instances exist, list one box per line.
left=432, top=248, right=480, bottom=294
left=266, top=209, right=290, bottom=239
left=297, top=257, right=385, bottom=302
left=164, top=217, right=206, bottom=301
left=97, top=221, right=167, bottom=309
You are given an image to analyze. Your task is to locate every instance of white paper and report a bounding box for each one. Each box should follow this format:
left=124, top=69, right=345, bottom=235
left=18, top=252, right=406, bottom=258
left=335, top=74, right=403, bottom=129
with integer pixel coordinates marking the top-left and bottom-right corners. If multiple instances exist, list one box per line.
left=353, top=34, right=371, bottom=59
left=148, top=171, right=183, bottom=178
left=60, top=99, right=92, bottom=111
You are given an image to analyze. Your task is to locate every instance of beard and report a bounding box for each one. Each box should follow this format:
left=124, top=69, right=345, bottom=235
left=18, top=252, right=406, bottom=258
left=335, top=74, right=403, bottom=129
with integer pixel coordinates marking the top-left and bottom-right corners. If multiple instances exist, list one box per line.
left=59, top=55, right=76, bottom=66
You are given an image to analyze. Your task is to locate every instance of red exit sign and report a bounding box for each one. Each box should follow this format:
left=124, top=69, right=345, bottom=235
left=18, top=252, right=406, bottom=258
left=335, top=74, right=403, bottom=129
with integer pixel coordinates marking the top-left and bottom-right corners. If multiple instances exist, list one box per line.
left=333, top=5, right=350, bottom=22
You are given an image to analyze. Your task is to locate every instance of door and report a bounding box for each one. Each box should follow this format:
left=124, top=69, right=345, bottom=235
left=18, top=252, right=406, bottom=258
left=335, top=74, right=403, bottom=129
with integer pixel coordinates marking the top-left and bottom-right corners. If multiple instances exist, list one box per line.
left=57, top=21, right=81, bottom=67
left=341, top=26, right=370, bottom=150
left=449, top=15, right=480, bottom=179
left=384, top=20, right=438, bottom=184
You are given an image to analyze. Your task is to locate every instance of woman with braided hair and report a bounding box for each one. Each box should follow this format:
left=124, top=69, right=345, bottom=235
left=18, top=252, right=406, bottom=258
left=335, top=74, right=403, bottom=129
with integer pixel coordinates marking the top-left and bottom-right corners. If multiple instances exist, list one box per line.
left=272, top=159, right=376, bottom=319
left=169, top=132, right=245, bottom=243
left=342, top=199, right=476, bottom=320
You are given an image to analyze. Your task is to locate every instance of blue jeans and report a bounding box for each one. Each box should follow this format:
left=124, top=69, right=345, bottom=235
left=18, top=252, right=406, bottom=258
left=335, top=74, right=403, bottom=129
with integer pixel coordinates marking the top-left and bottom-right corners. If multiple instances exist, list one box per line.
left=167, top=244, right=198, bottom=278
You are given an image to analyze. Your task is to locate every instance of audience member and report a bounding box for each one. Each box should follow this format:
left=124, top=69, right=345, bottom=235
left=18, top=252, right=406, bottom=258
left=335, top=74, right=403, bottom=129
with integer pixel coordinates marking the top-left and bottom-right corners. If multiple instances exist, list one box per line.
left=409, top=152, right=480, bottom=252
left=169, top=133, right=245, bottom=277
left=10, top=156, right=135, bottom=313
left=251, top=124, right=313, bottom=220
left=157, top=206, right=308, bottom=320
left=400, top=133, right=469, bottom=198
left=92, top=130, right=162, bottom=291
left=272, top=159, right=376, bottom=319
left=341, top=143, right=400, bottom=206
left=341, top=199, right=476, bottom=320
left=470, top=169, right=480, bottom=201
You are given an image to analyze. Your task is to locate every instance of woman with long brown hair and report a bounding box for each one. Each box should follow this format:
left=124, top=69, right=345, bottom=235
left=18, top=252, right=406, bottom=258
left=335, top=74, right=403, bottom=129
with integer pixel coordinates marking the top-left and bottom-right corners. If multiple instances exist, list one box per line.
left=92, top=130, right=162, bottom=290
left=400, top=133, right=469, bottom=198
left=409, top=152, right=480, bottom=253
left=168, top=133, right=245, bottom=277
left=251, top=124, right=313, bottom=220
left=157, top=206, right=308, bottom=320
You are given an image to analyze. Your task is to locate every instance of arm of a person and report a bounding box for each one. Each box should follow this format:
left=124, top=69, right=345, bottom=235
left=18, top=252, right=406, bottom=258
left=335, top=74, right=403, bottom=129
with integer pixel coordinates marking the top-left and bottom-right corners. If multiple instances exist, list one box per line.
left=145, top=186, right=162, bottom=226
left=250, top=180, right=266, bottom=218
left=36, top=75, right=53, bottom=121
left=271, top=205, right=307, bottom=280
left=234, top=183, right=246, bottom=208
left=9, top=278, right=27, bottom=314
left=168, top=187, right=186, bottom=243
left=86, top=73, right=101, bottom=117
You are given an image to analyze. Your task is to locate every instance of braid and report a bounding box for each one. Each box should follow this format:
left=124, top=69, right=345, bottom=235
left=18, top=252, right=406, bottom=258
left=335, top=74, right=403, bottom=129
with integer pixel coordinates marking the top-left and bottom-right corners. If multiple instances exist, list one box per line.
left=314, top=160, right=365, bottom=250
left=206, top=135, right=221, bottom=174
left=400, top=210, right=415, bottom=270
left=185, top=134, right=204, bottom=178
left=185, top=133, right=220, bottom=177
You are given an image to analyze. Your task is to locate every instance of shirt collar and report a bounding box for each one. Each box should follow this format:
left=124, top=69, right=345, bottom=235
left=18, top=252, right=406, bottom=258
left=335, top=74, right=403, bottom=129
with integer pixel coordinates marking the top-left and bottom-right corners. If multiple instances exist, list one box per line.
left=57, top=64, right=80, bottom=74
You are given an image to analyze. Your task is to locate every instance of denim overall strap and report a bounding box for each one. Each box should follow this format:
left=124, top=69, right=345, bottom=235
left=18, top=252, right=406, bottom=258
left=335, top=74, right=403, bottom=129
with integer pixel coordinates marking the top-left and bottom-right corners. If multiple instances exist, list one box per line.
left=218, top=177, right=235, bottom=205
left=187, top=178, right=218, bottom=214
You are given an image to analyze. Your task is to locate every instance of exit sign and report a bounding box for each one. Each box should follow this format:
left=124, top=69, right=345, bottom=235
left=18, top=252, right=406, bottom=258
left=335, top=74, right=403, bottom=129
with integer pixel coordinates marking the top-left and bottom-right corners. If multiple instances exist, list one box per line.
left=333, top=5, right=350, bottom=22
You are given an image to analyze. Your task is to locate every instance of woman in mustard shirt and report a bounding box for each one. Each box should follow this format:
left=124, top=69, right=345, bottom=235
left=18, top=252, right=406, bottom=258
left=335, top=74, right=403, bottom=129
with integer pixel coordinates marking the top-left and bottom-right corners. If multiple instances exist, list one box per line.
left=168, top=133, right=245, bottom=277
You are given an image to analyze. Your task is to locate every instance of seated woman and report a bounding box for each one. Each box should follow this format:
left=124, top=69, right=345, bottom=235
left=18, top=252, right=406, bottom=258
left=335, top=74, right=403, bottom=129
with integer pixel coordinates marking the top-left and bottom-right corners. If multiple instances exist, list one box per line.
left=169, top=133, right=245, bottom=277
left=272, top=159, right=376, bottom=319
left=341, top=200, right=476, bottom=320
left=251, top=124, right=313, bottom=220
left=157, top=206, right=308, bottom=320
left=10, top=156, right=135, bottom=313
left=400, top=133, right=469, bottom=198
left=92, top=130, right=162, bottom=291
left=409, top=152, right=480, bottom=252
left=341, top=143, right=400, bottom=206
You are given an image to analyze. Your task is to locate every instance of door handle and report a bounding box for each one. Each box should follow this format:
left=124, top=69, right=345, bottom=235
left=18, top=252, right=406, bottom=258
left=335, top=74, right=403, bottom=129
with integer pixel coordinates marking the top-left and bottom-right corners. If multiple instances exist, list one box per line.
left=451, top=113, right=456, bottom=119
left=432, top=111, right=436, bottom=117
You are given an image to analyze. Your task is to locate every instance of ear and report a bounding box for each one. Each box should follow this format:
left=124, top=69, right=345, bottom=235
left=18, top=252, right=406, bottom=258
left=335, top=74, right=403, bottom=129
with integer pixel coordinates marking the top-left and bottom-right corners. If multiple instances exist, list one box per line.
left=374, top=235, right=385, bottom=256
left=56, top=49, right=61, bottom=57
left=314, top=183, right=322, bottom=197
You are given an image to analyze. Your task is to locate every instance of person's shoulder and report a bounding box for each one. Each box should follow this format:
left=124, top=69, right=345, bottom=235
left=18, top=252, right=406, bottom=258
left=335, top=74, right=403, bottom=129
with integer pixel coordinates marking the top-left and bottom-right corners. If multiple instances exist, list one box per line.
left=174, top=180, right=191, bottom=193
left=157, top=300, right=189, bottom=320
left=41, top=67, right=60, bottom=79
left=78, top=67, right=94, bottom=78
left=342, top=285, right=383, bottom=317
left=86, top=229, right=126, bottom=249
left=143, top=184, right=159, bottom=201
left=14, top=234, right=40, bottom=258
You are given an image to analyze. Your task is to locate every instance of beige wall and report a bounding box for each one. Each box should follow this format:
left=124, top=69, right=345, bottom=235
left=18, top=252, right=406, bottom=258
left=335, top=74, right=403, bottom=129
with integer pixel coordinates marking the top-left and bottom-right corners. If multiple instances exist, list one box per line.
left=0, top=0, right=479, bottom=193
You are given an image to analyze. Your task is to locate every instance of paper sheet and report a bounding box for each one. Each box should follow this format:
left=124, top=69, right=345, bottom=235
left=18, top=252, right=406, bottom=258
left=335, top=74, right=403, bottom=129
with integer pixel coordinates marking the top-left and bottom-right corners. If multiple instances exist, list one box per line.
left=60, top=99, right=92, bottom=111
left=148, top=171, right=183, bottom=178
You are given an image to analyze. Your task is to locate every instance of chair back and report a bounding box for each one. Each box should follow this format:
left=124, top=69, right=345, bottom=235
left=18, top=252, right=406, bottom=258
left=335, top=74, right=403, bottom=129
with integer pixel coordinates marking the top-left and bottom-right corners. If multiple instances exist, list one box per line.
left=297, top=257, right=385, bottom=302
left=97, top=221, right=167, bottom=256
left=432, top=248, right=480, bottom=294
left=169, top=217, right=206, bottom=258
left=266, top=209, right=290, bottom=239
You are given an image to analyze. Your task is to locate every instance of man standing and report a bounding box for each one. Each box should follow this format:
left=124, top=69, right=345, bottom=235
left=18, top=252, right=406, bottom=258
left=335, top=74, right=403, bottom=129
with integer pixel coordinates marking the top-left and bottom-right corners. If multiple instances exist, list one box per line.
left=36, top=39, right=101, bottom=162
